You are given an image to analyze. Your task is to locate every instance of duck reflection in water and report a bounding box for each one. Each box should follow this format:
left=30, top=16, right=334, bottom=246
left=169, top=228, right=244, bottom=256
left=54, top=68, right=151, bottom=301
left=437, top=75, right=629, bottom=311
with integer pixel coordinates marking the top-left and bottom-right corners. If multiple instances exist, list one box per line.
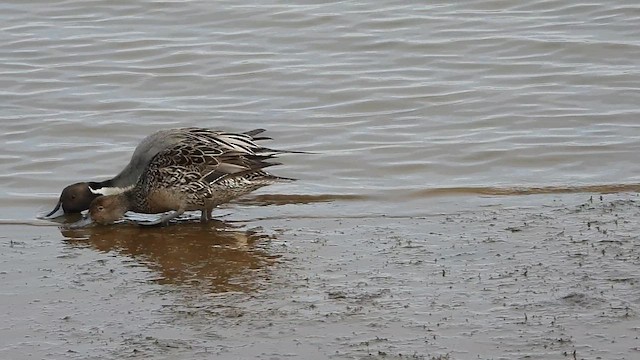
left=60, top=219, right=279, bottom=293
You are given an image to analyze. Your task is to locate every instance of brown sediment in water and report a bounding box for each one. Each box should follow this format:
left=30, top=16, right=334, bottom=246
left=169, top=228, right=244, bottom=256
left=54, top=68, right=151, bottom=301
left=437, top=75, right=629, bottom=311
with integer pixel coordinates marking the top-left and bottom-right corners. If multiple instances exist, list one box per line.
left=235, top=183, right=640, bottom=206
left=235, top=193, right=368, bottom=206
left=406, top=183, right=640, bottom=197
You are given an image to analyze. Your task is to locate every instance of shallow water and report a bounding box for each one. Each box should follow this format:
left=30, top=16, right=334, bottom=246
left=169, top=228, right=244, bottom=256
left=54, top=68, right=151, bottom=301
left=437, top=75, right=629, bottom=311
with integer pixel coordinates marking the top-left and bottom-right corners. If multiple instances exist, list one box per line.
left=1, top=0, right=640, bottom=359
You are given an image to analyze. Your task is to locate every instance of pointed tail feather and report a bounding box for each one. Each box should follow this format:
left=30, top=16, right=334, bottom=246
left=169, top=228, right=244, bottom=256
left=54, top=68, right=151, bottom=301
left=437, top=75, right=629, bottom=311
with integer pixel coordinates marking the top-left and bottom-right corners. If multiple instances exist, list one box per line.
left=243, top=129, right=268, bottom=137
left=257, top=147, right=317, bottom=155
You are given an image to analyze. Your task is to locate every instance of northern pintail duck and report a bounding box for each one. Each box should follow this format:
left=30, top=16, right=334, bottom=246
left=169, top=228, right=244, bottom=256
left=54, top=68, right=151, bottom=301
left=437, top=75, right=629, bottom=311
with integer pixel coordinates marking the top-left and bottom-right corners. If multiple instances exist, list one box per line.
left=43, top=128, right=277, bottom=219
left=68, top=130, right=294, bottom=227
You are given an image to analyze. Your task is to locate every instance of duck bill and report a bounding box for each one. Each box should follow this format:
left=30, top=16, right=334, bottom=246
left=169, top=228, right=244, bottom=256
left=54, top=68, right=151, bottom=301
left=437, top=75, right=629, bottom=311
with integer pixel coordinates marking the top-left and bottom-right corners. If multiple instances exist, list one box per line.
left=65, top=215, right=94, bottom=229
left=40, top=201, right=64, bottom=219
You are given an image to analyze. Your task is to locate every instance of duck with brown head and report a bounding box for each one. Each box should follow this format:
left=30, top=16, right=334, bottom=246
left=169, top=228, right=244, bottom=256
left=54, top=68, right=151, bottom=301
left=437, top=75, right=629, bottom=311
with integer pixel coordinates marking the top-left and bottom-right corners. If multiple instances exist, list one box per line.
left=43, top=180, right=129, bottom=218
left=66, top=132, right=295, bottom=228
left=45, top=182, right=97, bottom=217
left=42, top=127, right=275, bottom=219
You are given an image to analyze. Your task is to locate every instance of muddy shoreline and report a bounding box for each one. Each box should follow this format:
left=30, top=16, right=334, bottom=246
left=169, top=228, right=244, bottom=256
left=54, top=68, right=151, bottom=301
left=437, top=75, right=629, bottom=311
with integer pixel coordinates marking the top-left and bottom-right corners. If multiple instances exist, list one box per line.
left=1, top=192, right=639, bottom=359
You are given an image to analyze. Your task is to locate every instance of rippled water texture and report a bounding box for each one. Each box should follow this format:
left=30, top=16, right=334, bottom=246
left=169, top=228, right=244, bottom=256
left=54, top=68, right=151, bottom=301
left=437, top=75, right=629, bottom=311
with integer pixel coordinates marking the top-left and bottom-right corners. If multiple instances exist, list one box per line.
left=1, top=1, right=639, bottom=359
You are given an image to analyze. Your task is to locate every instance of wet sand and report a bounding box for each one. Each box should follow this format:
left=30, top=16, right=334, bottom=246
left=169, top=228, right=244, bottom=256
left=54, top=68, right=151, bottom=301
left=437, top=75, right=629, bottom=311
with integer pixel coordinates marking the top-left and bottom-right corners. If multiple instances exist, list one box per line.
left=2, top=192, right=639, bottom=359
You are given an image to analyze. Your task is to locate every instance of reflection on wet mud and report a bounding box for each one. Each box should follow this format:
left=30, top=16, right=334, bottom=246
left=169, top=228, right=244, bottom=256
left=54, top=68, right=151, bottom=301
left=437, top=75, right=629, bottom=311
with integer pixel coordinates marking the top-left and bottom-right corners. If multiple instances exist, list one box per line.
left=59, top=220, right=278, bottom=293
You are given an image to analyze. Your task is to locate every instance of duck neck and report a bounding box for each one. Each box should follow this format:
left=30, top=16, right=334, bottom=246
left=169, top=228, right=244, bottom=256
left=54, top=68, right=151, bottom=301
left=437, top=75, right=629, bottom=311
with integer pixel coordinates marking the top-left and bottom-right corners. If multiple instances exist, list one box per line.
left=121, top=187, right=147, bottom=213
left=88, top=180, right=134, bottom=197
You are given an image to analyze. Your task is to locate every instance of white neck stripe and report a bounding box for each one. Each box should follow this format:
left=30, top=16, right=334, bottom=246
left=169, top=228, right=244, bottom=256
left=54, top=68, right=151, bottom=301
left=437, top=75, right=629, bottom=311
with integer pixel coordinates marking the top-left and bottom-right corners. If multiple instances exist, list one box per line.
left=90, top=185, right=134, bottom=196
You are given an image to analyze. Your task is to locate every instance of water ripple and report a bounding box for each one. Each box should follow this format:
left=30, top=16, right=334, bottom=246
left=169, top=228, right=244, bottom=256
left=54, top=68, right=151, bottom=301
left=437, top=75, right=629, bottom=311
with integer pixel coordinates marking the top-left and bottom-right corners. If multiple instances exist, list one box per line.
left=0, top=0, right=638, bottom=219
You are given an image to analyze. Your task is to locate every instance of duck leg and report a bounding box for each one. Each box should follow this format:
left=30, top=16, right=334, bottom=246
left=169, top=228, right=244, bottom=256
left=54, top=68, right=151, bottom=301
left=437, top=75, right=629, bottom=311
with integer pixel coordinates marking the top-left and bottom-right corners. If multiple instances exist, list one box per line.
left=200, top=206, right=214, bottom=222
left=138, top=209, right=185, bottom=226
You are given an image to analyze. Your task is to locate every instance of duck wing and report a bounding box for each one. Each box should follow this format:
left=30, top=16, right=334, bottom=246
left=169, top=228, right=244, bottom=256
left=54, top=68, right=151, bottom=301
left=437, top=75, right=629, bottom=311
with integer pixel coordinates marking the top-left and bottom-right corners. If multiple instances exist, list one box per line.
left=143, top=140, right=278, bottom=190
left=165, top=131, right=283, bottom=180
left=177, top=128, right=268, bottom=154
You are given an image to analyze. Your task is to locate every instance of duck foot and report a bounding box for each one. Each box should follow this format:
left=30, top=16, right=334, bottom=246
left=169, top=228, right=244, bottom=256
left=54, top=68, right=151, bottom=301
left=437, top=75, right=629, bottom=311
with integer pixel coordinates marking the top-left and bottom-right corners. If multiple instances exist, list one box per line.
left=136, top=210, right=183, bottom=226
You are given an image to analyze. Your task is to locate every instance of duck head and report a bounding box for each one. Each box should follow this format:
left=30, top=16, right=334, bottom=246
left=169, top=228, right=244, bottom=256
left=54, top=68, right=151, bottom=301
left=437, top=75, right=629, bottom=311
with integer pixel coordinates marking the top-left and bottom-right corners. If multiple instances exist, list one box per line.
left=43, top=182, right=100, bottom=219
left=64, top=194, right=130, bottom=228
left=88, top=195, right=130, bottom=225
